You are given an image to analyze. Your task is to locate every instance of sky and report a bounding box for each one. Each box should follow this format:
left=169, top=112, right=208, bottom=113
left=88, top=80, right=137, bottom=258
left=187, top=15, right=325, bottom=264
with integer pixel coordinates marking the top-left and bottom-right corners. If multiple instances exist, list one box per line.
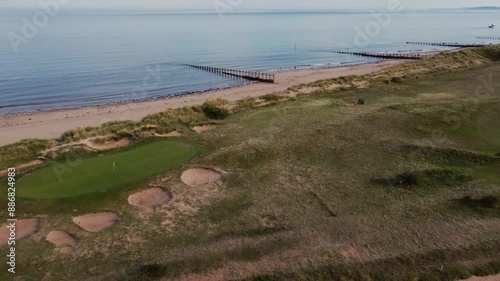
left=0, top=0, right=499, bottom=10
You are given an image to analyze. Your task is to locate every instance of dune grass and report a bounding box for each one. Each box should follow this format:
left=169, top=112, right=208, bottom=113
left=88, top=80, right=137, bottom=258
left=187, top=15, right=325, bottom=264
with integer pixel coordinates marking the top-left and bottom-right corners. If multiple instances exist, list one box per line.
left=0, top=138, right=51, bottom=170
left=16, top=139, right=197, bottom=199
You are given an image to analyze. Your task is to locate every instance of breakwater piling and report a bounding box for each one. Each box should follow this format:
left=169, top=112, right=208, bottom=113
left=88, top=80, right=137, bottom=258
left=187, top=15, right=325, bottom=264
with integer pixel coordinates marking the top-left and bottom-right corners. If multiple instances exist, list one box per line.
left=477, top=37, right=500, bottom=40
left=328, top=51, right=424, bottom=60
left=406, top=42, right=486, bottom=48
left=185, top=64, right=275, bottom=83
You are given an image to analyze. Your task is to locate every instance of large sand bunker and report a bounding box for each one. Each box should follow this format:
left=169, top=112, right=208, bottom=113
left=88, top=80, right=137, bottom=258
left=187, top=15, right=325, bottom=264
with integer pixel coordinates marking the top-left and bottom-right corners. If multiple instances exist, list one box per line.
left=181, top=168, right=223, bottom=187
left=128, top=188, right=172, bottom=208
left=72, top=212, right=119, bottom=233
left=46, top=230, right=77, bottom=247
left=0, top=218, right=39, bottom=247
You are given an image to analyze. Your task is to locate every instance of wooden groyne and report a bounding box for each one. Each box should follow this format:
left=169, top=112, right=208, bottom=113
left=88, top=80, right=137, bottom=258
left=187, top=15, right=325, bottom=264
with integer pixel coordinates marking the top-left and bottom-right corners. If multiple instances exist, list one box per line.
left=329, top=51, right=424, bottom=60
left=477, top=36, right=500, bottom=40
left=406, top=42, right=486, bottom=48
left=185, top=64, right=275, bottom=83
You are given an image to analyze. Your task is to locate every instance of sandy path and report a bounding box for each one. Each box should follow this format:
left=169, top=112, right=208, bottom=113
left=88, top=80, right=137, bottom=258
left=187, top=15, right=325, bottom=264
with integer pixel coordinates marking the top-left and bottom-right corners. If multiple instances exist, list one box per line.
left=460, top=274, right=500, bottom=281
left=0, top=60, right=402, bottom=146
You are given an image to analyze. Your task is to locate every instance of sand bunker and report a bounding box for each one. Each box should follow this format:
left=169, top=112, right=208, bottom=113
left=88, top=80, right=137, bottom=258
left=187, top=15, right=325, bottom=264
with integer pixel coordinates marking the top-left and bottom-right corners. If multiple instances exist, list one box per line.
left=128, top=188, right=172, bottom=208
left=181, top=168, right=223, bottom=187
left=155, top=131, right=182, bottom=138
left=193, top=125, right=217, bottom=133
left=84, top=137, right=134, bottom=150
left=46, top=230, right=77, bottom=247
left=0, top=218, right=39, bottom=247
left=72, top=212, right=118, bottom=233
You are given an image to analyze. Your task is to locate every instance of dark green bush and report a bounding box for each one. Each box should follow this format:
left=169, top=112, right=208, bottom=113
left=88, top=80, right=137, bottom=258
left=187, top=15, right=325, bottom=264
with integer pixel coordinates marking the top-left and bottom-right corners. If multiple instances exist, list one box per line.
left=201, top=101, right=230, bottom=119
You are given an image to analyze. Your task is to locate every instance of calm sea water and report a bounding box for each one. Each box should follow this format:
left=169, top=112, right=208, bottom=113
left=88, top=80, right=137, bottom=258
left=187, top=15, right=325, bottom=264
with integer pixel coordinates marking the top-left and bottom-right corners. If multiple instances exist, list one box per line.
left=0, top=9, right=499, bottom=114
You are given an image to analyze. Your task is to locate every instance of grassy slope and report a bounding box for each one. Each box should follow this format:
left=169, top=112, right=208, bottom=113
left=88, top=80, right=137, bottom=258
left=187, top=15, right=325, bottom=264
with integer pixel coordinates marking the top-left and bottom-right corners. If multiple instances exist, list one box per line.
left=0, top=48, right=500, bottom=280
left=16, top=140, right=197, bottom=199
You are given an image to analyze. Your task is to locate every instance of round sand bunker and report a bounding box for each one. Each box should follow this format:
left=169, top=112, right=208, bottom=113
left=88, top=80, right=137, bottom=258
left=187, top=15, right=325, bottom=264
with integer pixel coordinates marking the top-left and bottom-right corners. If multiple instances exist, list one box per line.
left=181, top=168, right=223, bottom=187
left=128, top=188, right=172, bottom=208
left=0, top=218, right=39, bottom=247
left=72, top=212, right=118, bottom=233
left=46, top=230, right=77, bottom=247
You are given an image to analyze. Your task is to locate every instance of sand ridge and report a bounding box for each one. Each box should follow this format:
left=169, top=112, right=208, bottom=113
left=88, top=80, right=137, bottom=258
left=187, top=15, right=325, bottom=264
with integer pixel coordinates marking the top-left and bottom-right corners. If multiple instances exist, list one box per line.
left=155, top=130, right=182, bottom=137
left=0, top=218, right=39, bottom=247
left=0, top=160, right=43, bottom=176
left=181, top=168, right=223, bottom=187
left=72, top=212, right=119, bottom=233
left=460, top=274, right=500, bottom=281
left=128, top=188, right=172, bottom=208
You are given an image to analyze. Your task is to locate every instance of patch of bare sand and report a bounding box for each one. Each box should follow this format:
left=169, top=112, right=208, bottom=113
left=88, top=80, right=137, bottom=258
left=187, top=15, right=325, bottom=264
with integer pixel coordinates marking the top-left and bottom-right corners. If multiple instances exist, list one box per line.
left=84, top=137, right=134, bottom=150
left=0, top=218, right=39, bottom=247
left=181, top=168, right=223, bottom=187
left=128, top=188, right=172, bottom=208
left=193, top=125, right=217, bottom=133
left=155, top=131, right=182, bottom=138
left=46, top=230, right=77, bottom=247
left=72, top=212, right=118, bottom=233
left=0, top=160, right=43, bottom=176
left=460, top=274, right=500, bottom=281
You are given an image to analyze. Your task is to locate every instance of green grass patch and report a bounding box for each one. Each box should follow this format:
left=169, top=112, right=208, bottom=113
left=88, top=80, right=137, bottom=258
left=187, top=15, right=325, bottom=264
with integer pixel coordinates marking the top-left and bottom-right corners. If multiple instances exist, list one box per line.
left=261, top=93, right=286, bottom=102
left=459, top=195, right=500, bottom=212
left=373, top=169, right=474, bottom=188
left=404, top=146, right=500, bottom=168
left=16, top=140, right=197, bottom=199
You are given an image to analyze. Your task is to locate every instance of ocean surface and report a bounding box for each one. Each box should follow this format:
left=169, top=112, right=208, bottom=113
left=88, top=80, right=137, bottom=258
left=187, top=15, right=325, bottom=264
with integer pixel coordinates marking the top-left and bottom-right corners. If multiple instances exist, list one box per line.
left=0, top=8, right=499, bottom=114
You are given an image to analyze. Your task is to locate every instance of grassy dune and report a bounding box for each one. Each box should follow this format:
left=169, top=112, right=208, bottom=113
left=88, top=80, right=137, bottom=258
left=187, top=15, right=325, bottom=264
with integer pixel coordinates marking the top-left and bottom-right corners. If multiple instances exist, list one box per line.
left=0, top=47, right=500, bottom=280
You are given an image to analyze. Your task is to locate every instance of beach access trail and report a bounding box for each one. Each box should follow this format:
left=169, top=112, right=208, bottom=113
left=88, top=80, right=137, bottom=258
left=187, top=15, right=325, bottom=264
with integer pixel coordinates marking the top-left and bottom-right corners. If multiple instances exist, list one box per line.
left=0, top=60, right=402, bottom=146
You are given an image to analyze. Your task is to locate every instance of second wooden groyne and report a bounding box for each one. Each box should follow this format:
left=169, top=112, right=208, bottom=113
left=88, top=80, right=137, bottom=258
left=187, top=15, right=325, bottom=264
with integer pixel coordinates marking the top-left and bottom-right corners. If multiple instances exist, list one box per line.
left=406, top=42, right=486, bottom=48
left=185, top=64, right=275, bottom=83
left=477, top=37, right=500, bottom=40
left=329, top=51, right=424, bottom=60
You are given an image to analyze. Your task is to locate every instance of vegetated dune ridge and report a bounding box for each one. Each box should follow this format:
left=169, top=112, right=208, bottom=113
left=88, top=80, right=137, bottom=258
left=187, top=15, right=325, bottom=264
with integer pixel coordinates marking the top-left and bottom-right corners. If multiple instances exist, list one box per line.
left=0, top=60, right=402, bottom=146
left=0, top=46, right=499, bottom=280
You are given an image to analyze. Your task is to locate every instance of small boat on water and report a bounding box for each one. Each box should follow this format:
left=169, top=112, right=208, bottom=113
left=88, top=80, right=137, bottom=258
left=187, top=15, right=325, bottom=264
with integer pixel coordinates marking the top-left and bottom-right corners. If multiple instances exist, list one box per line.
left=488, top=24, right=495, bottom=29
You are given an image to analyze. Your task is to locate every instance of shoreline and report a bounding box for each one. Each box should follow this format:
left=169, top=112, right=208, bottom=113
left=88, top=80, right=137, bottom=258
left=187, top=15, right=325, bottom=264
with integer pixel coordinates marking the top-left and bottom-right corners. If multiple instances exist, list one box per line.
left=0, top=59, right=404, bottom=146
left=0, top=61, right=377, bottom=118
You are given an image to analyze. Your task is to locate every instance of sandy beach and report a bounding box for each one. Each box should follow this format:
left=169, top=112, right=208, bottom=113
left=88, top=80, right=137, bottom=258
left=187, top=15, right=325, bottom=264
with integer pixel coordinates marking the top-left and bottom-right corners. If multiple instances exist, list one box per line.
left=0, top=60, right=403, bottom=146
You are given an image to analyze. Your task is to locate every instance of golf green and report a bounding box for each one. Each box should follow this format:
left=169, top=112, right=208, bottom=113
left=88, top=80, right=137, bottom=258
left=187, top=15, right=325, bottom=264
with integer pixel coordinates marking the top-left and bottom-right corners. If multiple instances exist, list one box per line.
left=17, top=140, right=197, bottom=199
